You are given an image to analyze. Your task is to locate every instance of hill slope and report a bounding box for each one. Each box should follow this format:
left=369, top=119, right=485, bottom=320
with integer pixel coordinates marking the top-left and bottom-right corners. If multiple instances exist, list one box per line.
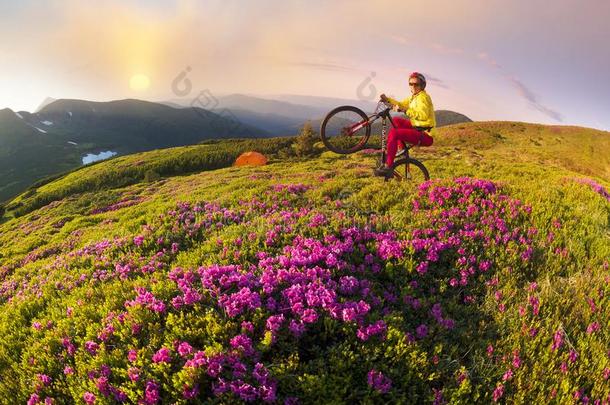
left=0, top=108, right=80, bottom=201
left=435, top=109, right=472, bottom=127
left=0, top=99, right=271, bottom=203
left=0, top=121, right=608, bottom=404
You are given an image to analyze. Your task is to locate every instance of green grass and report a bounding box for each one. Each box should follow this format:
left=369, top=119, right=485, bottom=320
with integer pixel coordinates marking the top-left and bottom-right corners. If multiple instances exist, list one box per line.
left=0, top=120, right=608, bottom=403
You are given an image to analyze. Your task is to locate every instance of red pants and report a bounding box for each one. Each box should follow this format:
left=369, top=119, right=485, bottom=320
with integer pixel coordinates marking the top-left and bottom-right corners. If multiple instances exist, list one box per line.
left=386, top=116, right=433, bottom=166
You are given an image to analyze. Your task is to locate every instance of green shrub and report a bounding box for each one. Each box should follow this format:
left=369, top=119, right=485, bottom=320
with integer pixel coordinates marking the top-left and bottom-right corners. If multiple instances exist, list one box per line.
left=294, top=122, right=318, bottom=157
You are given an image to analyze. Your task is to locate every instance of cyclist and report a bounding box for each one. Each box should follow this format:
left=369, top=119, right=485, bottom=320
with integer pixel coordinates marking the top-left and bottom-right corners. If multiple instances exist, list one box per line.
left=374, top=72, right=435, bottom=177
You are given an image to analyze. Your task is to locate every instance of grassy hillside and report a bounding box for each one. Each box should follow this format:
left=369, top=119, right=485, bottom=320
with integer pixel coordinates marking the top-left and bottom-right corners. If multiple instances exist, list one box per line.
left=0, top=121, right=608, bottom=404
left=0, top=108, right=81, bottom=201
left=0, top=99, right=272, bottom=204
left=2, top=137, right=296, bottom=219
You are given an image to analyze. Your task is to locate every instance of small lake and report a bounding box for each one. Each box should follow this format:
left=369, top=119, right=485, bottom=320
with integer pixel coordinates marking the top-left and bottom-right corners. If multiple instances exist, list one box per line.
left=82, top=151, right=117, bottom=165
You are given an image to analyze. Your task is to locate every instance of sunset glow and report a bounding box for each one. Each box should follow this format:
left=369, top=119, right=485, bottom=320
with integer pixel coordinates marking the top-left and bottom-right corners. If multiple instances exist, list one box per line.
left=130, top=74, right=151, bottom=91
left=0, top=0, right=608, bottom=129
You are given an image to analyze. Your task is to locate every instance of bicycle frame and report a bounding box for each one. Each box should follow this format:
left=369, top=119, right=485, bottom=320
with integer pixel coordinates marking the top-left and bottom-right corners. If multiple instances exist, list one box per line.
left=367, top=102, right=416, bottom=174
left=364, top=102, right=416, bottom=168
left=378, top=107, right=393, bottom=166
left=344, top=102, right=397, bottom=163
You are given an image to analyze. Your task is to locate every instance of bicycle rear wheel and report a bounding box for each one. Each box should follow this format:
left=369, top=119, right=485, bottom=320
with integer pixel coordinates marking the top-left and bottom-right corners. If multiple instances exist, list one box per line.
left=385, top=157, right=430, bottom=182
left=320, top=105, right=371, bottom=154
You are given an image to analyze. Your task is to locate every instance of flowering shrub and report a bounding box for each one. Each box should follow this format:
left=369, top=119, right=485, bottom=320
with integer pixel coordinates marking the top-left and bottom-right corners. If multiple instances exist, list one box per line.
left=571, top=177, right=610, bottom=202
left=0, top=176, right=608, bottom=404
left=89, top=195, right=144, bottom=215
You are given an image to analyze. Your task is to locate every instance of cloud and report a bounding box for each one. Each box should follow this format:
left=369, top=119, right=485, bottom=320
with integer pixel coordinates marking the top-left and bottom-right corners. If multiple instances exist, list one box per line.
left=477, top=51, right=562, bottom=121
left=477, top=52, right=501, bottom=69
left=506, top=76, right=563, bottom=122
left=431, top=43, right=465, bottom=55
left=393, top=67, right=450, bottom=89
left=386, top=34, right=410, bottom=45
left=386, top=34, right=464, bottom=55
left=422, top=73, right=450, bottom=89
left=287, top=61, right=361, bottom=73
left=506, top=75, right=563, bottom=122
left=0, top=0, right=581, bottom=123
left=387, top=32, right=564, bottom=122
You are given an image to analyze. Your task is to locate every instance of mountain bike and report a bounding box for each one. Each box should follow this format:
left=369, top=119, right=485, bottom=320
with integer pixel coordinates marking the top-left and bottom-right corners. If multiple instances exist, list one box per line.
left=319, top=100, right=430, bottom=182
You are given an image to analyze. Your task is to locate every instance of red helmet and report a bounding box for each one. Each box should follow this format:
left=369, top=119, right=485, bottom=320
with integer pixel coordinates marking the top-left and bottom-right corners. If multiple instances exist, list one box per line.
left=409, top=72, right=426, bottom=89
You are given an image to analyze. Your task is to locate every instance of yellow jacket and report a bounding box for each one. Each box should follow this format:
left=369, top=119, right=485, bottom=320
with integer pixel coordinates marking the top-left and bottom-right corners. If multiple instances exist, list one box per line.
left=387, top=90, right=436, bottom=128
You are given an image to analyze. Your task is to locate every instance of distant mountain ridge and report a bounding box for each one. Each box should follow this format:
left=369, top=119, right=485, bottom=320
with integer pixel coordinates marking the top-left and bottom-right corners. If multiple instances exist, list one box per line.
left=435, top=110, right=473, bottom=127
left=163, top=94, right=472, bottom=134
left=0, top=98, right=270, bottom=202
left=1, top=94, right=473, bottom=203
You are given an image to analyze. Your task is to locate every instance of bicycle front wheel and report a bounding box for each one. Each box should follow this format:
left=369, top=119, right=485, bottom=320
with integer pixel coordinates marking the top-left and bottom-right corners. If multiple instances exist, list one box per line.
left=320, top=105, right=371, bottom=154
left=385, top=157, right=430, bottom=182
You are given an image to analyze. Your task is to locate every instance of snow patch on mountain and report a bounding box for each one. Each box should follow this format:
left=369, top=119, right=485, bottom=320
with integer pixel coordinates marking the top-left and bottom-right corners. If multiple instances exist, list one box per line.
left=26, top=123, right=47, bottom=133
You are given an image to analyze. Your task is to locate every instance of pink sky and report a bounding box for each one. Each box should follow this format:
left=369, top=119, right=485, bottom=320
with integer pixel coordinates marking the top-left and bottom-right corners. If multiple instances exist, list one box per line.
left=1, top=0, right=609, bottom=130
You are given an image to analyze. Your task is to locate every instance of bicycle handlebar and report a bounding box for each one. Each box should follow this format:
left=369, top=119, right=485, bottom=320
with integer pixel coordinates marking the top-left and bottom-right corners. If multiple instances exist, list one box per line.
left=374, top=99, right=393, bottom=114
left=371, top=101, right=396, bottom=128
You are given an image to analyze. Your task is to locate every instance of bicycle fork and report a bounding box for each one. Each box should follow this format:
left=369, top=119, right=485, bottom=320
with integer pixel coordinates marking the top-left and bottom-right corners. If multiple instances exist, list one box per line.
left=381, top=116, right=387, bottom=167
left=380, top=112, right=397, bottom=168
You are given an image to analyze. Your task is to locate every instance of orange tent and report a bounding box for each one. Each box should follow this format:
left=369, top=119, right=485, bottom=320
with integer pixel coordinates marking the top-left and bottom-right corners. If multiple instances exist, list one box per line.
left=234, top=151, right=268, bottom=166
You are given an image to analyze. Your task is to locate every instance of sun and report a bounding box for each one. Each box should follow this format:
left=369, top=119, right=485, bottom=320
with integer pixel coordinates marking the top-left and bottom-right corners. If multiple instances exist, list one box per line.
left=130, top=74, right=150, bottom=91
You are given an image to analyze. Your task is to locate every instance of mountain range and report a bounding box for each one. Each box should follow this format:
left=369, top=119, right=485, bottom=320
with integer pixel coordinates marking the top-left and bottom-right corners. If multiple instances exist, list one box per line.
left=0, top=94, right=472, bottom=203
left=163, top=94, right=471, bottom=136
